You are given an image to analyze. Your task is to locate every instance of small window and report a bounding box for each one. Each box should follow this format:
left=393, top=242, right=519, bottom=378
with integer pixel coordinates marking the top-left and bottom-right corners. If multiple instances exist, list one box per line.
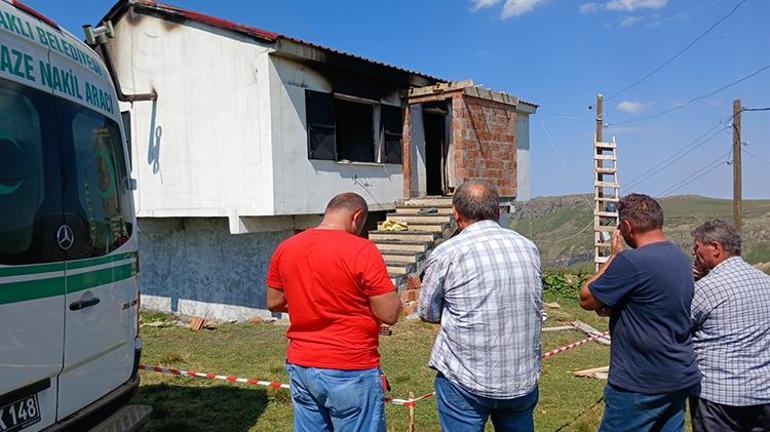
left=0, top=83, right=47, bottom=262
left=121, top=110, right=132, bottom=169
left=306, top=90, right=336, bottom=160
left=382, top=105, right=403, bottom=164
left=60, top=104, right=134, bottom=258
left=335, top=98, right=374, bottom=162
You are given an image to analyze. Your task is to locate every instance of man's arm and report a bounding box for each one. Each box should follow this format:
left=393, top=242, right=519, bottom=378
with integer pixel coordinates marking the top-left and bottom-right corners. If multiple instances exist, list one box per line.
left=579, top=230, right=623, bottom=313
left=369, top=291, right=401, bottom=325
left=267, top=286, right=288, bottom=313
left=418, top=253, right=449, bottom=323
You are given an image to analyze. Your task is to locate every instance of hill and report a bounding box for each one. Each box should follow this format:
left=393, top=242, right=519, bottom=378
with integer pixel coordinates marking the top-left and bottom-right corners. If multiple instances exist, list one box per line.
left=509, top=195, right=770, bottom=270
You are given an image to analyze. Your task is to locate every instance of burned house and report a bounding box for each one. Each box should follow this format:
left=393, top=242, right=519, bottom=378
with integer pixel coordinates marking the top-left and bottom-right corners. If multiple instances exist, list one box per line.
left=101, top=0, right=538, bottom=320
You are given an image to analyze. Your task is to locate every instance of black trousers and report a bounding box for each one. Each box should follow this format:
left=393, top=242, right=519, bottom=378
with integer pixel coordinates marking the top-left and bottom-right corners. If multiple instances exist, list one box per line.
left=690, top=396, right=770, bottom=432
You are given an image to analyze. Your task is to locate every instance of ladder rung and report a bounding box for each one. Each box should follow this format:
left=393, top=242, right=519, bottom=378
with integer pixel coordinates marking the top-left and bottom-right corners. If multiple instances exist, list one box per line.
left=595, top=197, right=620, bottom=202
left=595, top=242, right=613, bottom=247
left=595, top=225, right=617, bottom=232
left=594, top=154, right=617, bottom=161
left=595, top=141, right=617, bottom=149
left=595, top=255, right=610, bottom=263
left=595, top=167, right=617, bottom=174
left=594, top=211, right=618, bottom=218
left=595, top=182, right=620, bottom=188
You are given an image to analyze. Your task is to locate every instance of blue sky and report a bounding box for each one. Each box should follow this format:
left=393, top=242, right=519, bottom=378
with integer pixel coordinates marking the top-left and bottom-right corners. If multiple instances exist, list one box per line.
left=28, top=0, right=770, bottom=199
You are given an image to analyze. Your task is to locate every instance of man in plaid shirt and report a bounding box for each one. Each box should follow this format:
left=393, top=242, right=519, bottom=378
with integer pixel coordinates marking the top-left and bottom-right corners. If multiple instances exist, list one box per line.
left=418, top=180, right=542, bottom=432
left=691, top=219, right=770, bottom=431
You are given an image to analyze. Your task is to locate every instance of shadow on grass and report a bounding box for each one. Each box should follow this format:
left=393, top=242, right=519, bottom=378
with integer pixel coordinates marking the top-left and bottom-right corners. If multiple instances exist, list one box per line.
left=131, top=382, right=284, bottom=432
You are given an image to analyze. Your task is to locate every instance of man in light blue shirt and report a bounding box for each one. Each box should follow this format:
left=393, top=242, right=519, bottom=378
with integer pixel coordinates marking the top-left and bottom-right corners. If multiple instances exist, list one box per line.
left=418, top=180, right=542, bottom=432
left=691, top=219, right=770, bottom=431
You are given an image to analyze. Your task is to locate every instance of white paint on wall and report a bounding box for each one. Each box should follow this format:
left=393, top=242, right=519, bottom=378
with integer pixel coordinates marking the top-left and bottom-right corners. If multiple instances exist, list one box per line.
left=110, top=14, right=276, bottom=228
left=410, top=104, right=427, bottom=197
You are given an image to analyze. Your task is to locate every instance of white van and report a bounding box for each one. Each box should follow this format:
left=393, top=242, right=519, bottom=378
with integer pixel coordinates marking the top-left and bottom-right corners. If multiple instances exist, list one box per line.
left=0, top=1, right=141, bottom=431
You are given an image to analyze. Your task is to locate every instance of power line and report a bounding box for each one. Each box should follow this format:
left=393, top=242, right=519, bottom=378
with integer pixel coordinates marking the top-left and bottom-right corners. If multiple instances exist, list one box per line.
left=622, top=118, right=731, bottom=191
left=744, top=148, right=770, bottom=166
left=608, top=64, right=770, bottom=127
left=658, top=149, right=732, bottom=197
left=742, top=107, right=770, bottom=112
left=606, top=0, right=750, bottom=101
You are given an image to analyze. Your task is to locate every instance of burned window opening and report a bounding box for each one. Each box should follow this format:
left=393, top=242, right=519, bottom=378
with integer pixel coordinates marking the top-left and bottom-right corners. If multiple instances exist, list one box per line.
left=335, top=98, right=374, bottom=163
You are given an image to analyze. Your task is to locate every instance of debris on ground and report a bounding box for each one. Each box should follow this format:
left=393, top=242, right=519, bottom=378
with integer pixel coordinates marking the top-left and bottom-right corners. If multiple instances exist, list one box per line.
left=190, top=317, right=206, bottom=331
left=417, top=207, right=438, bottom=215
left=572, top=320, right=611, bottom=345
left=542, top=325, right=574, bottom=332
left=544, top=301, right=561, bottom=309
left=381, top=220, right=408, bottom=231
left=572, top=366, right=609, bottom=380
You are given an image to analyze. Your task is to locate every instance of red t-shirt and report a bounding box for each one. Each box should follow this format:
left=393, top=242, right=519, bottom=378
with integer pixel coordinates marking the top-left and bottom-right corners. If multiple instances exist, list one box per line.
left=266, top=229, right=395, bottom=370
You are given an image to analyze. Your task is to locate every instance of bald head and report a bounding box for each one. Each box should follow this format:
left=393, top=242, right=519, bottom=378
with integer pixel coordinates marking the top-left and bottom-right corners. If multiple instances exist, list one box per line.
left=453, top=180, right=500, bottom=223
left=320, top=193, right=369, bottom=235
left=325, top=193, right=368, bottom=215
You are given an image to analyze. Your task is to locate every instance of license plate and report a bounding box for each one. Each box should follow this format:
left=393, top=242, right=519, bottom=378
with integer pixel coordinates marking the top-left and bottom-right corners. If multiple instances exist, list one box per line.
left=0, top=395, right=40, bottom=432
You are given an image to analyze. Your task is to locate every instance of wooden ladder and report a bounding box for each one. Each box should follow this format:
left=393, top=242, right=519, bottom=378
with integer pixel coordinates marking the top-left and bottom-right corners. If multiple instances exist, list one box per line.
left=594, top=136, right=620, bottom=271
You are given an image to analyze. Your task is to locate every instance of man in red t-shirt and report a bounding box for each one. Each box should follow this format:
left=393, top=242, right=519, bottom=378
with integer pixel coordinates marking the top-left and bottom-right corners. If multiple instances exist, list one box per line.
left=266, top=192, right=400, bottom=432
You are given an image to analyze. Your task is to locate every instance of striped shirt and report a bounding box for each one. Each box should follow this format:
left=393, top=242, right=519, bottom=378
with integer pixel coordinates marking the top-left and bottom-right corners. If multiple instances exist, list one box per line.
left=692, top=256, right=770, bottom=406
left=418, top=220, right=542, bottom=399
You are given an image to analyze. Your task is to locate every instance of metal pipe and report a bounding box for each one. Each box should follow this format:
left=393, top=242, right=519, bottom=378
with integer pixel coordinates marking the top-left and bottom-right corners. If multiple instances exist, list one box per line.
left=95, top=42, right=157, bottom=102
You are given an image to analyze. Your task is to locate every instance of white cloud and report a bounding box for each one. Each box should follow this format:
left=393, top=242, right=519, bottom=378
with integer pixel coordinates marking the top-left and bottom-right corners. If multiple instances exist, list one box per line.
left=605, top=0, right=668, bottom=12
left=617, top=15, right=642, bottom=28
left=470, top=0, right=500, bottom=11
left=580, top=2, right=601, bottom=13
left=501, top=0, right=550, bottom=18
left=617, top=100, right=652, bottom=114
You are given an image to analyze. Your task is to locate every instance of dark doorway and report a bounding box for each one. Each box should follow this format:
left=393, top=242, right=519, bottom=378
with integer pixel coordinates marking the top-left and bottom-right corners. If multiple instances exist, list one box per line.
left=423, top=107, right=447, bottom=196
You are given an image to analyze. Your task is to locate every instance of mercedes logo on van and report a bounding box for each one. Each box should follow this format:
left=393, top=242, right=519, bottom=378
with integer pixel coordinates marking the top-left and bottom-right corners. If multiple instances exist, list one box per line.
left=56, top=225, right=75, bottom=251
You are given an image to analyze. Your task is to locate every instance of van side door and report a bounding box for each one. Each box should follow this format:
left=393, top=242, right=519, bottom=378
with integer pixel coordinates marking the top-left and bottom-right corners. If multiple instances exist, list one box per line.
left=55, top=98, right=138, bottom=419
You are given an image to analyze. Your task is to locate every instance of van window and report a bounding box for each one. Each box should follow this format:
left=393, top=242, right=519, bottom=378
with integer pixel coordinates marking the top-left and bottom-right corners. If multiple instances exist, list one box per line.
left=0, top=79, right=64, bottom=265
left=60, top=102, right=133, bottom=258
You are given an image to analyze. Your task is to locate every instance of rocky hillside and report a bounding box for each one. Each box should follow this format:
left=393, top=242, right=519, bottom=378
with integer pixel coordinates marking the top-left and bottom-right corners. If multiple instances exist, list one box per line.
left=509, top=195, right=770, bottom=270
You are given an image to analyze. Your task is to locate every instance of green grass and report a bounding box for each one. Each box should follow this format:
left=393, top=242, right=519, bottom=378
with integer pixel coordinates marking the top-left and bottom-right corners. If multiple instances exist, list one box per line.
left=132, top=295, right=613, bottom=431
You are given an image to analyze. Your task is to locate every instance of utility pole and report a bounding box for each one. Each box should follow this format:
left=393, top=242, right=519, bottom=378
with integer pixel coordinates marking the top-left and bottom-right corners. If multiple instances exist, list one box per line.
left=733, top=99, right=742, bottom=233
left=596, top=94, right=604, bottom=143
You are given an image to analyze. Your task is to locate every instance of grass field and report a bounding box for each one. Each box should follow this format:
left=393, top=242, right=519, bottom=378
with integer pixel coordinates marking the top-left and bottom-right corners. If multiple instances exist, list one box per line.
left=131, top=295, right=613, bottom=431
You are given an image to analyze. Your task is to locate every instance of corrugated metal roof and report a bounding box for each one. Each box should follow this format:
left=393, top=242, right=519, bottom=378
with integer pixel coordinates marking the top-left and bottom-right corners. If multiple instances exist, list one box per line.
left=103, top=0, right=441, bottom=82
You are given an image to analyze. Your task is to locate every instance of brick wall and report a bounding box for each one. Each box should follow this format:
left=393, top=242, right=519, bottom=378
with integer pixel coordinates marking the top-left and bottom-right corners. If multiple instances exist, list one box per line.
left=451, top=94, right=518, bottom=198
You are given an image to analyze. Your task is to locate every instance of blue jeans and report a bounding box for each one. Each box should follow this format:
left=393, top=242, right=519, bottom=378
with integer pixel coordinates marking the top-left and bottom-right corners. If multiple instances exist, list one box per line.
left=435, top=373, right=538, bottom=432
left=285, top=363, right=385, bottom=432
left=599, top=383, right=695, bottom=432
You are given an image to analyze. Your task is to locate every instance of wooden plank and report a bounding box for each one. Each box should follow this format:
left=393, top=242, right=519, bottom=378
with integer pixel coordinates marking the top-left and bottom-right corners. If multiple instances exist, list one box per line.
left=572, top=321, right=611, bottom=345
left=542, top=325, right=575, bottom=332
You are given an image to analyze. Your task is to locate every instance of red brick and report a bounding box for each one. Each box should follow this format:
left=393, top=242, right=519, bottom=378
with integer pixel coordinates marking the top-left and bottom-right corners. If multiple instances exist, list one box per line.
left=400, top=289, right=419, bottom=303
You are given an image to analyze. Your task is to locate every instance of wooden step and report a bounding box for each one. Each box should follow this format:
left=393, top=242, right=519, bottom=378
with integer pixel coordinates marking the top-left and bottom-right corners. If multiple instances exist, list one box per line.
left=595, top=255, right=610, bottom=264
left=374, top=241, right=430, bottom=253
left=386, top=214, right=450, bottom=224
left=595, top=197, right=620, bottom=202
left=395, top=206, right=453, bottom=215
left=595, top=241, right=613, bottom=248
left=595, top=141, right=616, bottom=149
left=369, top=231, right=437, bottom=242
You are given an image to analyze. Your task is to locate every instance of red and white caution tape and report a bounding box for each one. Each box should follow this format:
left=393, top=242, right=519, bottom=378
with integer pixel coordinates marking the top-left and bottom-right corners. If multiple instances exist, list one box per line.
left=138, top=365, right=290, bottom=390
left=541, top=331, right=610, bottom=359
left=386, top=392, right=436, bottom=407
left=138, top=331, right=610, bottom=407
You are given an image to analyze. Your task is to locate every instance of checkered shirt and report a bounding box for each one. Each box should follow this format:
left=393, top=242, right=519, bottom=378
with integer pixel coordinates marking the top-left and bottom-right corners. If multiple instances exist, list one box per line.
left=692, top=256, right=770, bottom=406
left=418, top=220, right=543, bottom=399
